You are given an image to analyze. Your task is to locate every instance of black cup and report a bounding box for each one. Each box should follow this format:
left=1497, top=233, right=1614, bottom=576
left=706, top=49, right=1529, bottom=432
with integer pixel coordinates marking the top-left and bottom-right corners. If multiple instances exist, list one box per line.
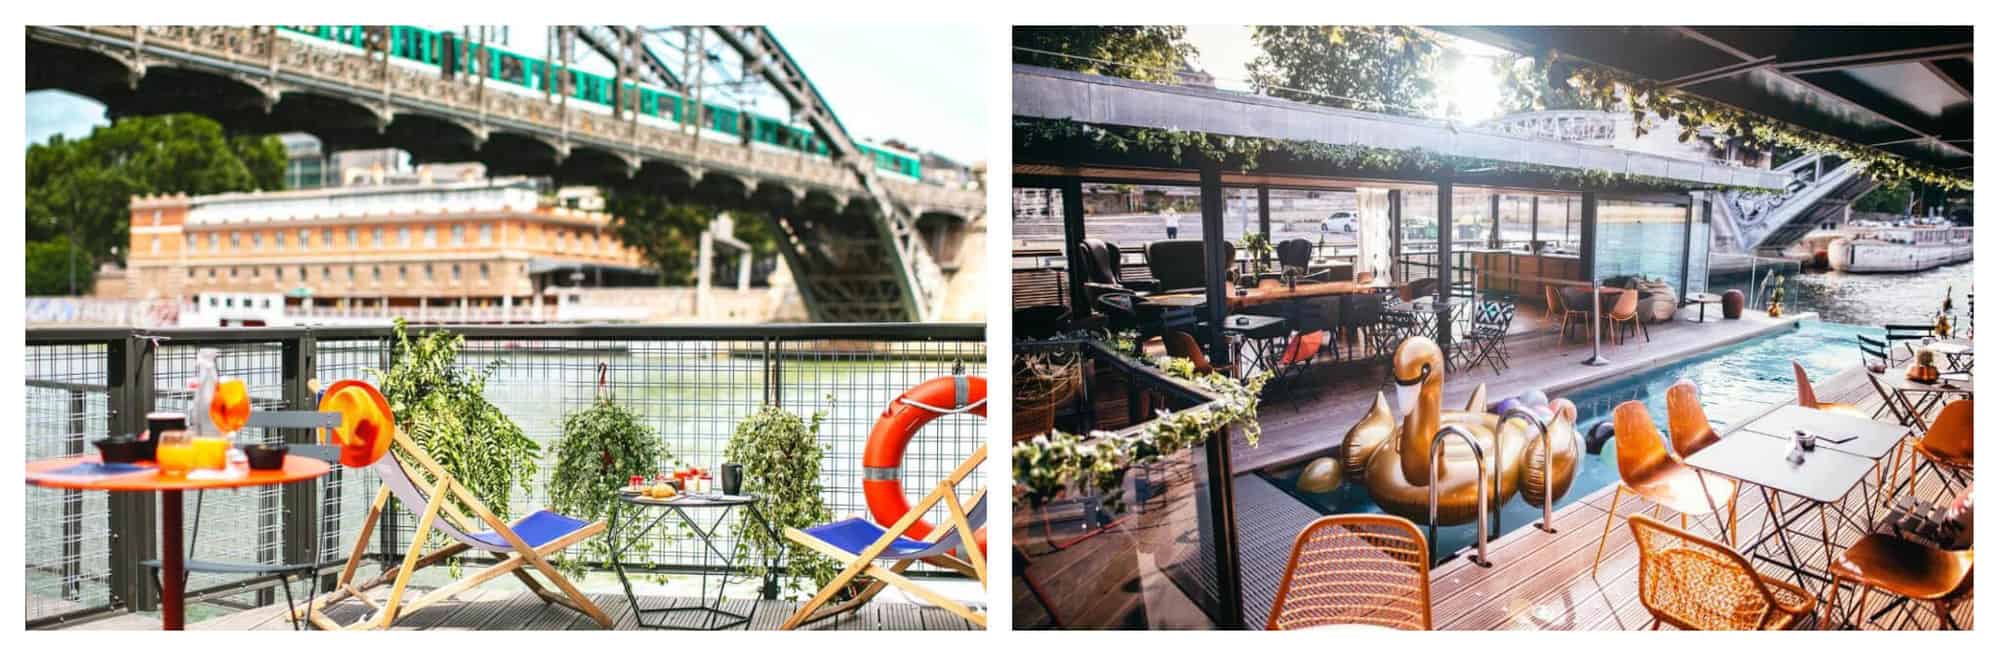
left=244, top=443, right=289, bottom=470
left=721, top=463, right=744, bottom=496
left=94, top=437, right=144, bottom=464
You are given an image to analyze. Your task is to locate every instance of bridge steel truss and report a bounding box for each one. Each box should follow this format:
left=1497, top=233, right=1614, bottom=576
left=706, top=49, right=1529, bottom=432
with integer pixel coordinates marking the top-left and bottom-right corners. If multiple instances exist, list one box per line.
left=27, top=25, right=980, bottom=322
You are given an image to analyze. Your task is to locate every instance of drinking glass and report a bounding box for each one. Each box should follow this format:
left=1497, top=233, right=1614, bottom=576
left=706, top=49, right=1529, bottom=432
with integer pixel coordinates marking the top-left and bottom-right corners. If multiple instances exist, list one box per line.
left=156, top=429, right=194, bottom=479
left=210, top=379, right=251, bottom=438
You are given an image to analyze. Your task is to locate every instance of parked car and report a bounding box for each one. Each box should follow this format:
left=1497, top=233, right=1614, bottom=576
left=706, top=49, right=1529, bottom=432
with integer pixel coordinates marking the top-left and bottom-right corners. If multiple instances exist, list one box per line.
left=1322, top=211, right=1358, bottom=234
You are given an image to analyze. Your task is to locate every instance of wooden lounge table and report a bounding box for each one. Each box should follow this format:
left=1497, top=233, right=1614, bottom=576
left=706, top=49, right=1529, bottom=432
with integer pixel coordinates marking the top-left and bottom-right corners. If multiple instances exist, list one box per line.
left=26, top=454, right=332, bottom=630
left=1144, top=280, right=1371, bottom=311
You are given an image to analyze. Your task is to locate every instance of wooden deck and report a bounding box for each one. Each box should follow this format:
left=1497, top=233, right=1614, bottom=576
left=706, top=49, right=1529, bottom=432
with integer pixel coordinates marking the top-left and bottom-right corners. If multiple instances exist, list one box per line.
left=53, top=590, right=981, bottom=631
left=1235, top=308, right=1803, bottom=474
left=1424, top=363, right=1970, bottom=630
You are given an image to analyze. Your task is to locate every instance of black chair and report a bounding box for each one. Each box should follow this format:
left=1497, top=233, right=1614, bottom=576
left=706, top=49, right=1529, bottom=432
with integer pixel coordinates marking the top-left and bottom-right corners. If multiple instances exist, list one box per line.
left=1858, top=334, right=1893, bottom=374
left=1401, top=277, right=1440, bottom=302
left=1373, top=304, right=1418, bottom=362
left=1078, top=239, right=1155, bottom=306
left=1458, top=296, right=1517, bottom=374
left=142, top=444, right=345, bottom=630
left=1275, top=239, right=1327, bottom=280
left=1884, top=324, right=1935, bottom=366
left=1145, top=239, right=1236, bottom=294
left=1341, top=293, right=1385, bottom=361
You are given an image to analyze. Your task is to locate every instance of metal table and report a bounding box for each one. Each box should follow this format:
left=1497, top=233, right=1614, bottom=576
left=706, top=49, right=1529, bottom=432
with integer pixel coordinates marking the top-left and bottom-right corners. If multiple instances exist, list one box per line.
left=1222, top=314, right=1289, bottom=376
left=606, top=491, right=779, bottom=630
left=1684, top=293, right=1722, bottom=323
left=1685, top=407, right=1902, bottom=621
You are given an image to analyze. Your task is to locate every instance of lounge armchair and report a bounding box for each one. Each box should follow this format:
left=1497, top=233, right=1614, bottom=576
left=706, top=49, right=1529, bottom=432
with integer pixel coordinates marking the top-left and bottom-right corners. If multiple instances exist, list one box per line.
left=1078, top=239, right=1154, bottom=305
left=781, top=446, right=987, bottom=629
left=305, top=432, right=612, bottom=630
left=1145, top=239, right=1234, bottom=294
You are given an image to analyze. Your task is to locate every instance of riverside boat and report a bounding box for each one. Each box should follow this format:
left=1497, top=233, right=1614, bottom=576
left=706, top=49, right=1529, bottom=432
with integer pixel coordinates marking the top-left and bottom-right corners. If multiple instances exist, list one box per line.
left=1828, top=221, right=1972, bottom=273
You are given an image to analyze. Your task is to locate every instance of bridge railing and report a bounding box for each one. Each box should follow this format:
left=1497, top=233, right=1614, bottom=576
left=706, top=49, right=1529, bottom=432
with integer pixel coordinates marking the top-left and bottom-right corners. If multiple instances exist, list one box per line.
left=23, top=323, right=984, bottom=628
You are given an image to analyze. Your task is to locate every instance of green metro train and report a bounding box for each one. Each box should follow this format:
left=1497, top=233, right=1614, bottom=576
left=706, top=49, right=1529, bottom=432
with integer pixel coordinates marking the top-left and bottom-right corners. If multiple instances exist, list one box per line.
left=280, top=25, right=923, bottom=180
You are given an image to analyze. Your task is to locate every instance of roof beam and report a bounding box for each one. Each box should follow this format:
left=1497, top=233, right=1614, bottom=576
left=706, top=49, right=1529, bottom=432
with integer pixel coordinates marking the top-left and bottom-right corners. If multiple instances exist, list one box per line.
left=1774, top=42, right=1973, bottom=76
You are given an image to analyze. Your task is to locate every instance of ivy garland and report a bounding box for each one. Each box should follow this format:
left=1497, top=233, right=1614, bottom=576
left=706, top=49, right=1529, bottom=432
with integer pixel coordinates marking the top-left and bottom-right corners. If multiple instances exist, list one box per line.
left=1558, top=61, right=1970, bottom=192
left=1017, top=118, right=1778, bottom=194
left=1012, top=358, right=1268, bottom=510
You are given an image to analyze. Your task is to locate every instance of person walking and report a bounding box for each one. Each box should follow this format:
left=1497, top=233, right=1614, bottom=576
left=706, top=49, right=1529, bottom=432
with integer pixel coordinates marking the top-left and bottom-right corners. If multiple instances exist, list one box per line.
left=1165, top=214, right=1180, bottom=239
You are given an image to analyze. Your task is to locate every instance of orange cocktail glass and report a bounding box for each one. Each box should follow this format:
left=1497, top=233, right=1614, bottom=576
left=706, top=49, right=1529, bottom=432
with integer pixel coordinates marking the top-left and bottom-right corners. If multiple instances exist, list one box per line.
left=210, top=379, right=251, bottom=436
left=191, top=436, right=230, bottom=470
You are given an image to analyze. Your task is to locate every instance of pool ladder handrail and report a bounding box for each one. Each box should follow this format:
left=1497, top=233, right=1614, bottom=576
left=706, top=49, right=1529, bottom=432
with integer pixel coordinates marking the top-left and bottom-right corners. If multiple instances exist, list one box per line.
left=1426, top=425, right=1490, bottom=568
left=1499, top=408, right=1559, bottom=535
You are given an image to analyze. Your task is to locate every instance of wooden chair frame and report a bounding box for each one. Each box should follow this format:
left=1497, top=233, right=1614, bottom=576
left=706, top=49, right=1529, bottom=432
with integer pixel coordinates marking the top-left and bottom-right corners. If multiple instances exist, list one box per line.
left=301, top=432, right=612, bottom=630
left=781, top=445, right=988, bottom=630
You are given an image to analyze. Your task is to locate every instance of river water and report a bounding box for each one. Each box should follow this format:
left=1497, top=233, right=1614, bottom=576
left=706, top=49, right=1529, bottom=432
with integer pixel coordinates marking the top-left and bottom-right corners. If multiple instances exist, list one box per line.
left=1790, top=260, right=1974, bottom=327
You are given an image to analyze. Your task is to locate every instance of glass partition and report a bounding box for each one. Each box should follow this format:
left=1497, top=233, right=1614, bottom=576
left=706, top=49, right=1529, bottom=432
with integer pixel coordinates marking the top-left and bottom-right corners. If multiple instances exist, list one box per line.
left=1496, top=195, right=1535, bottom=252
left=1685, top=203, right=1712, bottom=297
left=1535, top=195, right=1582, bottom=255
left=1594, top=199, right=1692, bottom=295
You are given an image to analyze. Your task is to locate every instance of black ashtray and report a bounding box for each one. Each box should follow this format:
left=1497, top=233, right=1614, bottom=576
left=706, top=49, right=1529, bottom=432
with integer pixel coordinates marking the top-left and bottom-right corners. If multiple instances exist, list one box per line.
left=243, top=444, right=289, bottom=470
left=94, top=437, right=144, bottom=464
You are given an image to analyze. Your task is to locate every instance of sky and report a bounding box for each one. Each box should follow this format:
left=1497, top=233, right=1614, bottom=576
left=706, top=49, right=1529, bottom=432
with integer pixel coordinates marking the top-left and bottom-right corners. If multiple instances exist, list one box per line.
left=1180, top=25, right=1517, bottom=123
left=25, top=24, right=987, bottom=164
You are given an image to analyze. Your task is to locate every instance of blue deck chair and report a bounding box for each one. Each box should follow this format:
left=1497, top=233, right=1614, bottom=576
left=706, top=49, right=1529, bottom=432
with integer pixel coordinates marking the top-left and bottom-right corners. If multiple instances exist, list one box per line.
left=781, top=445, right=988, bottom=629
left=304, top=432, right=611, bottom=630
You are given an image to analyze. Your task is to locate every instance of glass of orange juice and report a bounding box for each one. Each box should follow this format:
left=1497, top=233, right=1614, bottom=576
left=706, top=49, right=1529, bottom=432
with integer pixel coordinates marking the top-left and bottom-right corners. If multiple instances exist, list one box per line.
left=210, top=379, right=251, bottom=438
left=192, top=436, right=230, bottom=471
left=156, top=429, right=195, bottom=478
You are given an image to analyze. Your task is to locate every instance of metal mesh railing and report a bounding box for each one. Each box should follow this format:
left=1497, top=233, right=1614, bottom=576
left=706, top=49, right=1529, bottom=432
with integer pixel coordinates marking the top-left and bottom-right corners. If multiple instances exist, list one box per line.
left=22, top=324, right=984, bottom=626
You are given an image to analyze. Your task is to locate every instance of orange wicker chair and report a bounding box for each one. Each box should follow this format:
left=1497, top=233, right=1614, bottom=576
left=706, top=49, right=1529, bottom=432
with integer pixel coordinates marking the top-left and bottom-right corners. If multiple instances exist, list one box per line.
left=1825, top=483, right=1973, bottom=630
left=1593, top=401, right=1738, bottom=577
left=1629, top=514, right=1817, bottom=630
left=1265, top=514, right=1431, bottom=631
left=1792, top=361, right=1868, bottom=417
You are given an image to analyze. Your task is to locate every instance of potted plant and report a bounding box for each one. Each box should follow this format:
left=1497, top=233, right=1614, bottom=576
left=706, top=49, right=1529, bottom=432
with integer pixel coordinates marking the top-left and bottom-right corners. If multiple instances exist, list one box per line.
left=1240, top=232, right=1273, bottom=276
left=372, top=320, right=538, bottom=535
left=1908, top=349, right=1942, bottom=384
left=547, top=394, right=669, bottom=577
left=725, top=404, right=839, bottom=601
left=1767, top=275, right=1787, bottom=317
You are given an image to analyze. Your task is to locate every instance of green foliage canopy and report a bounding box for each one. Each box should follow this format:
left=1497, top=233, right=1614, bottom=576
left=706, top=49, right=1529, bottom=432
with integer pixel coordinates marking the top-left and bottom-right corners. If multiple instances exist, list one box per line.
left=1247, top=26, right=1445, bottom=118
left=601, top=192, right=779, bottom=285
left=1012, top=26, right=1199, bottom=84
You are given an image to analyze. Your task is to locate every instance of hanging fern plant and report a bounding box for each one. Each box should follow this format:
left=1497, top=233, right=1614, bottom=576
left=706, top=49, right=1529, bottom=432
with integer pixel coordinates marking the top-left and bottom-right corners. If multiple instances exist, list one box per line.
left=547, top=394, right=669, bottom=577
left=724, top=404, right=838, bottom=601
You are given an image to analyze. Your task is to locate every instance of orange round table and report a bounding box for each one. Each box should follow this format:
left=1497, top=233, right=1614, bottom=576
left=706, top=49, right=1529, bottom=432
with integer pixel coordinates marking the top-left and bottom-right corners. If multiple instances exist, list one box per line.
left=26, top=454, right=331, bottom=630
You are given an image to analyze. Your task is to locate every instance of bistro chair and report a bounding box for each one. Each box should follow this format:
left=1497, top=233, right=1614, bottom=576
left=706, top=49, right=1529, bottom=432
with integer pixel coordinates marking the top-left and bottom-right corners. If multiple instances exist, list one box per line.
left=1629, top=514, right=1817, bottom=630
left=1866, top=370, right=1928, bottom=431
left=1400, top=277, right=1439, bottom=302
left=1265, top=330, right=1330, bottom=410
left=1823, top=483, right=1972, bottom=630
left=782, top=447, right=988, bottom=629
left=1457, top=296, right=1515, bottom=374
left=1146, top=239, right=1234, bottom=295
left=305, top=431, right=613, bottom=630
left=1556, top=287, right=1592, bottom=342
left=142, top=444, right=347, bottom=630
left=1276, top=239, right=1326, bottom=280
left=1858, top=334, right=1894, bottom=374
left=1265, top=514, right=1431, bottom=631
left=1884, top=324, right=1936, bottom=366
left=1663, top=380, right=1724, bottom=461
left=1341, top=293, right=1386, bottom=360
left=1607, top=288, right=1648, bottom=344
left=1542, top=285, right=1563, bottom=322
left=1593, top=401, right=1738, bottom=577
left=1078, top=239, right=1155, bottom=304
left=1791, top=361, right=1868, bottom=417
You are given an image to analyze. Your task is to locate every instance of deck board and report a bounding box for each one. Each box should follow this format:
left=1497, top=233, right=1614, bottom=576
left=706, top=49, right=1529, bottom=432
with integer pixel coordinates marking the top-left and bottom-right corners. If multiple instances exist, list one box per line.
left=1425, top=364, right=1969, bottom=630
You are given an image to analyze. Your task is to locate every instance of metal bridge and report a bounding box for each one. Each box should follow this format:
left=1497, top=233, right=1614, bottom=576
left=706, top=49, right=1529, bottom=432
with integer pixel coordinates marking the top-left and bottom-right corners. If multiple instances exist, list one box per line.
left=1714, top=154, right=1879, bottom=254
left=27, top=25, right=984, bottom=322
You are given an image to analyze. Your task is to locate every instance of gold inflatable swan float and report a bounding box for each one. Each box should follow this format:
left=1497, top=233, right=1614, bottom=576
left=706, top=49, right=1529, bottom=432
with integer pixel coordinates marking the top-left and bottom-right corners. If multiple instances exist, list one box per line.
left=1321, top=336, right=1582, bottom=526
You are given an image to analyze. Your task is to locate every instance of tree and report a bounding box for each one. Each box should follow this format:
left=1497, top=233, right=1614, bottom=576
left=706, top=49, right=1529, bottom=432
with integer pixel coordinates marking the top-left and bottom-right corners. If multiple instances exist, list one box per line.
left=1013, top=26, right=1198, bottom=84
left=1246, top=26, right=1446, bottom=117
left=1493, top=52, right=1591, bottom=114
left=602, top=192, right=780, bottom=286
left=26, top=113, right=286, bottom=284
left=25, top=236, right=93, bottom=296
left=1853, top=181, right=1914, bottom=215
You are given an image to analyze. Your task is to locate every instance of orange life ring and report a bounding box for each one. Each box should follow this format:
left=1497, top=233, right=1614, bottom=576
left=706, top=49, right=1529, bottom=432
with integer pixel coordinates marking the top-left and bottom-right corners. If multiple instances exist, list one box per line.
left=862, top=374, right=987, bottom=555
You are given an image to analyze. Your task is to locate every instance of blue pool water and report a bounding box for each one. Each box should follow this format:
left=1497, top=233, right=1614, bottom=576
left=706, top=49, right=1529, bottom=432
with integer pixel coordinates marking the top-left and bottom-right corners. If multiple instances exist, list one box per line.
left=1259, top=319, right=1871, bottom=560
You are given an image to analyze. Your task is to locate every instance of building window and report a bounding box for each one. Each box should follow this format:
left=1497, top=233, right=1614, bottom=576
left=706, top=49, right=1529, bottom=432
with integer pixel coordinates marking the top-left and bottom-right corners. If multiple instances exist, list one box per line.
left=149, top=237, right=159, bottom=254
left=398, top=265, right=408, bottom=283
left=188, top=268, right=196, bottom=279
left=299, top=266, right=309, bottom=282
left=479, top=262, right=490, bottom=280
left=250, top=232, right=262, bottom=249
left=399, top=227, right=412, bottom=248
left=185, top=234, right=194, bottom=251
left=346, top=265, right=355, bottom=281
left=275, top=231, right=286, bottom=250
left=208, top=268, right=216, bottom=279
left=423, top=226, right=438, bottom=247
left=323, top=228, right=334, bottom=248
left=275, top=267, right=283, bottom=281
left=210, top=233, right=220, bottom=251
left=373, top=227, right=384, bottom=247
left=451, top=263, right=461, bottom=280
left=424, top=263, right=434, bottom=280
left=451, top=224, right=465, bottom=246
left=300, top=228, right=312, bottom=249
left=347, top=227, right=357, bottom=247
left=479, top=224, right=493, bottom=246
left=323, top=266, right=332, bottom=280
left=151, top=209, right=162, bottom=226
left=229, top=267, right=238, bottom=279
